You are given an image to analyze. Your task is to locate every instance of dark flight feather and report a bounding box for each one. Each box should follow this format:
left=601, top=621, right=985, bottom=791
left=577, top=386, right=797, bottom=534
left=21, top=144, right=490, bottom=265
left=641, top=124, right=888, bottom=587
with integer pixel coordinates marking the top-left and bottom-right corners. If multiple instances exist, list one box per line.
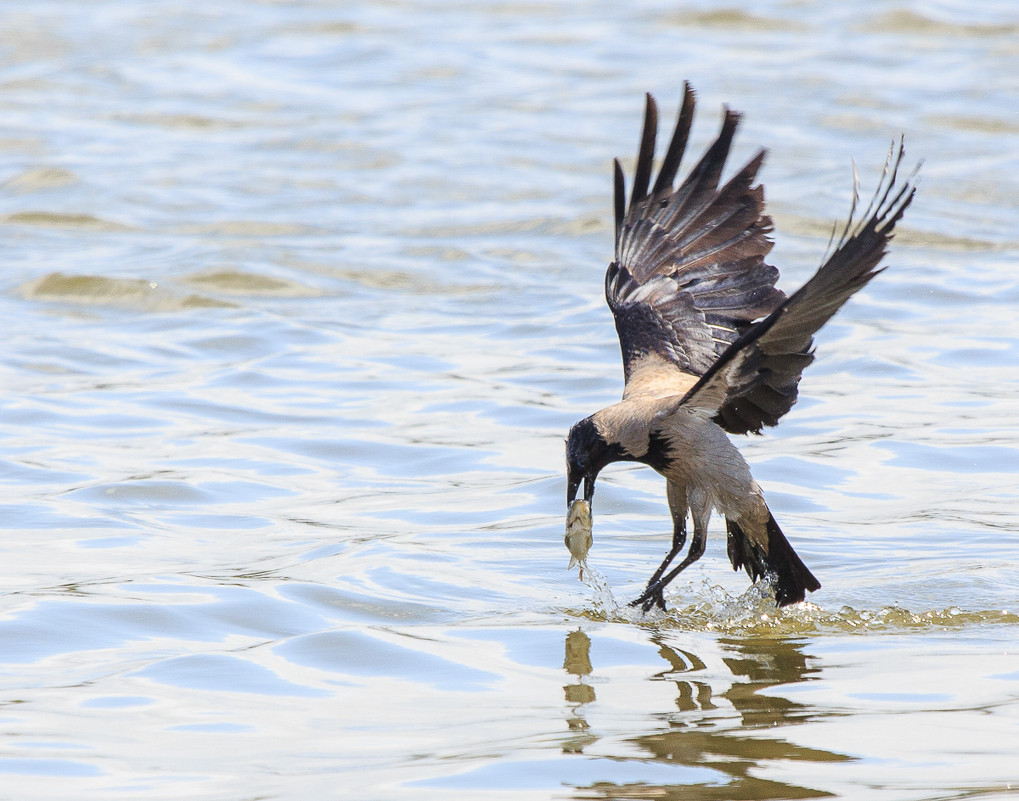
left=629, top=94, right=658, bottom=209
left=651, top=82, right=695, bottom=195
left=613, top=159, right=626, bottom=259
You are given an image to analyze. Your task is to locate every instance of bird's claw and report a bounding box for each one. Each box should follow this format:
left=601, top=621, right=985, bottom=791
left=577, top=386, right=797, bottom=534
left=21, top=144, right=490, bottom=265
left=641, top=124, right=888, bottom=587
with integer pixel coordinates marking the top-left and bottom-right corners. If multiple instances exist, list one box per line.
left=629, top=583, right=667, bottom=613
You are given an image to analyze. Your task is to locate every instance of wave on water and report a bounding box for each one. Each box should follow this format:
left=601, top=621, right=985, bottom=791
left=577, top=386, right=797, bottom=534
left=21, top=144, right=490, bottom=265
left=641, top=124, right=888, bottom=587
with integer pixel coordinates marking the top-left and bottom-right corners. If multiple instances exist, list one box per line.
left=20, top=272, right=236, bottom=311
left=569, top=570, right=1019, bottom=635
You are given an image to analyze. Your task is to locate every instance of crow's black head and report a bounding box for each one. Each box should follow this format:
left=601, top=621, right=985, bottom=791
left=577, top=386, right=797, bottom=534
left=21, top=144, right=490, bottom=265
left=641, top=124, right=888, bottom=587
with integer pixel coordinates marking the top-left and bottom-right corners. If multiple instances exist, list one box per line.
left=566, top=416, right=625, bottom=505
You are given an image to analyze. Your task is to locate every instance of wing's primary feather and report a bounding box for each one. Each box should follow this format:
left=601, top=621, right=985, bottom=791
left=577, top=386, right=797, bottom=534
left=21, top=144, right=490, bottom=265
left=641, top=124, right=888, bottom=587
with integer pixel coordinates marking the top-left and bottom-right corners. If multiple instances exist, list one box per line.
left=651, top=86, right=694, bottom=195
left=629, top=93, right=658, bottom=209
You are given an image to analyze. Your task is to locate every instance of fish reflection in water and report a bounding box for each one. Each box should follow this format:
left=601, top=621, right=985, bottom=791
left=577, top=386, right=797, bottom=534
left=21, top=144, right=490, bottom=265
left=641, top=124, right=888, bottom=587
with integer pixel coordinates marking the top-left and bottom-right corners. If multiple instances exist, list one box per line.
left=563, top=630, right=597, bottom=754
left=561, top=630, right=849, bottom=799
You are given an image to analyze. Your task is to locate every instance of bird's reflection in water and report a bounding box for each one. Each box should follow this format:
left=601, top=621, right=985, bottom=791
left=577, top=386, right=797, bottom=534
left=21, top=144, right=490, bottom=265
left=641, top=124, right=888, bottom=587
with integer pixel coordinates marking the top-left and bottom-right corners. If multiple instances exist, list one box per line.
left=561, top=630, right=850, bottom=800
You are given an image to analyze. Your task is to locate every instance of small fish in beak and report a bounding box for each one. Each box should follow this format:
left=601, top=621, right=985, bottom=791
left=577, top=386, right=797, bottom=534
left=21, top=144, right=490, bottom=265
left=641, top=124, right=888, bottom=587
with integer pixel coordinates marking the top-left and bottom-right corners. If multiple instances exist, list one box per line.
left=565, top=499, right=593, bottom=579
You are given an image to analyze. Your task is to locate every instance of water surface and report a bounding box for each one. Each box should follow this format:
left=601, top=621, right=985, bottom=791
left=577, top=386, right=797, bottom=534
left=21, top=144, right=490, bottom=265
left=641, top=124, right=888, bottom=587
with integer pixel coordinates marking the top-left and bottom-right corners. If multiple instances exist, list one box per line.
left=2, top=1, right=1019, bottom=799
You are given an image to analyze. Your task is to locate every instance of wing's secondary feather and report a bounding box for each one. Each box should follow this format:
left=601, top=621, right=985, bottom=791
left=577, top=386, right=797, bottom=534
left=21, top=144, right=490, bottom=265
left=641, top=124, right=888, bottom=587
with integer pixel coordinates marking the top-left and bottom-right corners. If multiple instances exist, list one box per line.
left=606, top=264, right=718, bottom=378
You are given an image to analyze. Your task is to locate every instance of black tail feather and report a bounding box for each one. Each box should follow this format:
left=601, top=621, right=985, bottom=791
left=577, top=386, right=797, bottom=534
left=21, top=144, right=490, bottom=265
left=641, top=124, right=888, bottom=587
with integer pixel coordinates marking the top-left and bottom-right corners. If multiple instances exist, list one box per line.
left=726, top=511, right=820, bottom=606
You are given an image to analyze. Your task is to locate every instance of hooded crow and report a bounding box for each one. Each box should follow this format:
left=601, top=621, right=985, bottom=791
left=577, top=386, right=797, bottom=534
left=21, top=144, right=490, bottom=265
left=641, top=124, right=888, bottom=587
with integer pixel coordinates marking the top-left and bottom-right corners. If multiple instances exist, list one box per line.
left=565, top=84, right=916, bottom=612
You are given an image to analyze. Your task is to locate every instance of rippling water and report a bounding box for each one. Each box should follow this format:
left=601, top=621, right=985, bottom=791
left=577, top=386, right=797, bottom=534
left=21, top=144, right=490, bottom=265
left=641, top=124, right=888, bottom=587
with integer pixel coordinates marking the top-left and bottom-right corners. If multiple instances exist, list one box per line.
left=2, top=1, right=1019, bottom=798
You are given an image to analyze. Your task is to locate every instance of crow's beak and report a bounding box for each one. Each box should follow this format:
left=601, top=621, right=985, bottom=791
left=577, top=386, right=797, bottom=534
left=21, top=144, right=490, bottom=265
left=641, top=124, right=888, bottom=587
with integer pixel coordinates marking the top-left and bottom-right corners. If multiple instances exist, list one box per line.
left=567, top=471, right=596, bottom=506
left=567, top=475, right=580, bottom=505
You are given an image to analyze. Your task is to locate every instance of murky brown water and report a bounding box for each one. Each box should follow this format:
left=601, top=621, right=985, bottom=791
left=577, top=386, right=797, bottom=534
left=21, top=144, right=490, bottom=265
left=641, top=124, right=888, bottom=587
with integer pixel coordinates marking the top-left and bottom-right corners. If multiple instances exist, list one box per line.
left=2, top=1, right=1018, bottom=798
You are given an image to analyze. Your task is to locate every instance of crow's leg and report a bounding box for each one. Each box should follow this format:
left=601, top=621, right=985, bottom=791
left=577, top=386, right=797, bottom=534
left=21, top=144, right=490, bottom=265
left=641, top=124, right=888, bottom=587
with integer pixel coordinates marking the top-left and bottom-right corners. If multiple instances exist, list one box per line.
left=630, top=482, right=690, bottom=611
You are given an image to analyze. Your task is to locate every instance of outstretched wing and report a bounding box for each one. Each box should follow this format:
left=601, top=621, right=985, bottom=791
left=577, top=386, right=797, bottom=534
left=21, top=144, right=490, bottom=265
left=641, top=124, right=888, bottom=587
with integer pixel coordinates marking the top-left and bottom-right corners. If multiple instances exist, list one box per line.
left=606, top=85, right=784, bottom=395
left=674, top=141, right=917, bottom=430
